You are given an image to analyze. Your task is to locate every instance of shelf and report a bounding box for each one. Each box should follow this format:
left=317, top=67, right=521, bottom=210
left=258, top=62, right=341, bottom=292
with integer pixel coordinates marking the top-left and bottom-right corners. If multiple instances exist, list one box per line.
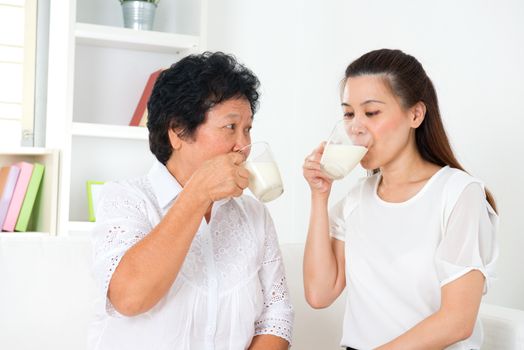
left=0, top=147, right=55, bottom=156
left=72, top=122, right=148, bottom=140
left=0, top=232, right=50, bottom=239
left=68, top=221, right=94, bottom=236
left=75, top=22, right=199, bottom=53
left=0, top=149, right=60, bottom=235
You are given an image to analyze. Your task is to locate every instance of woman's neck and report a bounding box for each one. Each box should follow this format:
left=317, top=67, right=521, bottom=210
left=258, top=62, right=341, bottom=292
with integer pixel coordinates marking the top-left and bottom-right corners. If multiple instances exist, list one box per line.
left=165, top=156, right=193, bottom=188
left=379, top=145, right=441, bottom=194
left=377, top=144, right=441, bottom=202
left=166, top=156, right=213, bottom=221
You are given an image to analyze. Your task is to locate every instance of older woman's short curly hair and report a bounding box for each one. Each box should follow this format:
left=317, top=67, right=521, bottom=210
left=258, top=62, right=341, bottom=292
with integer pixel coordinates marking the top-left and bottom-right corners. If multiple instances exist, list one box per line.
left=147, top=51, right=260, bottom=164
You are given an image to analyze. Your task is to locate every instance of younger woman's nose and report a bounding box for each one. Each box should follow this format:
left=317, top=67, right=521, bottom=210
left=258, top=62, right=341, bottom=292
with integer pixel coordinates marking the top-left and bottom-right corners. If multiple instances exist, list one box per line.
left=346, top=118, right=367, bottom=135
left=351, top=124, right=366, bottom=134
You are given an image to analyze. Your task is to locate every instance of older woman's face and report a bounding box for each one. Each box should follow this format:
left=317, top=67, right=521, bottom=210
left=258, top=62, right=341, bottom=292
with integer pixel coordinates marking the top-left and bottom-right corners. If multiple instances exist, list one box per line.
left=342, top=75, right=416, bottom=170
left=177, top=97, right=253, bottom=169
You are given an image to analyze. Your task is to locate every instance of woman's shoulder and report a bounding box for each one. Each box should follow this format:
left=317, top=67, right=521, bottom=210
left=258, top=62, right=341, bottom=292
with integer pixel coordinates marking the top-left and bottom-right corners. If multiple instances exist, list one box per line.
left=330, top=174, right=374, bottom=217
left=345, top=173, right=379, bottom=201
left=99, top=175, right=153, bottom=204
left=439, top=166, right=488, bottom=218
left=234, top=194, right=267, bottom=216
left=440, top=167, right=484, bottom=195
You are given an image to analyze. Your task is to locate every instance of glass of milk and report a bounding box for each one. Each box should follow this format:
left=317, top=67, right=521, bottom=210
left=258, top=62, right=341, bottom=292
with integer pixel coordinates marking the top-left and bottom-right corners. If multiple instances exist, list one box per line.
left=240, top=142, right=284, bottom=203
left=320, top=120, right=368, bottom=180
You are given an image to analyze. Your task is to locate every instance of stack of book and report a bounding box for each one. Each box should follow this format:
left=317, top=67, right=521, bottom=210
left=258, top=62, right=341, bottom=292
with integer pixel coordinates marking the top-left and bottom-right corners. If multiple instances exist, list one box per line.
left=0, top=161, right=45, bottom=232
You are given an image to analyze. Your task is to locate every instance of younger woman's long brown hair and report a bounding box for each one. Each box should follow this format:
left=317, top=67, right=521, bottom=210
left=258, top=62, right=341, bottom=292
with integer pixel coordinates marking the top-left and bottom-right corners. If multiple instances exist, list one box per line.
left=343, top=49, right=497, bottom=212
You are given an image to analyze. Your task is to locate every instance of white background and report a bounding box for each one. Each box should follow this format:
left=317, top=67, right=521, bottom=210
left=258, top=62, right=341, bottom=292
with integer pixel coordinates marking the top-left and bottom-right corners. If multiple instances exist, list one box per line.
left=207, top=0, right=524, bottom=310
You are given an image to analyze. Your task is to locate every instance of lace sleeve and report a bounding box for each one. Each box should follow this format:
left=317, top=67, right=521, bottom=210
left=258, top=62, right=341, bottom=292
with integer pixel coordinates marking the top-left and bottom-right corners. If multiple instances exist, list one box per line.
left=254, top=207, right=294, bottom=345
left=90, top=182, right=152, bottom=316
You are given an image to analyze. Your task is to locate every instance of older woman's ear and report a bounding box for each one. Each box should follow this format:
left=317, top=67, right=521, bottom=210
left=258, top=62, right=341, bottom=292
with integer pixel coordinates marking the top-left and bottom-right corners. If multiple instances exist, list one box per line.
left=168, top=128, right=183, bottom=151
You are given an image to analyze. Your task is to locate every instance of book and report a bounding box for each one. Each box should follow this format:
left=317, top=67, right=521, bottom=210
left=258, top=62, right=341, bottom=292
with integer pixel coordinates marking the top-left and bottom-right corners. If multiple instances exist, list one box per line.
left=87, top=180, right=105, bottom=222
left=15, top=163, right=45, bottom=232
left=129, top=69, right=163, bottom=127
left=2, top=162, right=34, bottom=231
left=0, top=166, right=11, bottom=197
left=0, top=165, right=21, bottom=229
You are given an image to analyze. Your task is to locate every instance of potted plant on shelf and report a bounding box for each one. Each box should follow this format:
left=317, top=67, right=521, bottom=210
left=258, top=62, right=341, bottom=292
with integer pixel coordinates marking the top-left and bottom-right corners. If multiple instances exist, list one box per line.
left=120, top=0, right=160, bottom=31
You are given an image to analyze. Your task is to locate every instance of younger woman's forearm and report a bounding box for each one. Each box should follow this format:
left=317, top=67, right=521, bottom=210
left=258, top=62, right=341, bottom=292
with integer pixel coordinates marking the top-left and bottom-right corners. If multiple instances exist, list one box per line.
left=303, top=194, right=341, bottom=307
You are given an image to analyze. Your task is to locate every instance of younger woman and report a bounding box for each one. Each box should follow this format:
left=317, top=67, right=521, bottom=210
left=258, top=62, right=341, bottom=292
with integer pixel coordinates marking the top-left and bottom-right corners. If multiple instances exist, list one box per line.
left=303, top=49, right=498, bottom=350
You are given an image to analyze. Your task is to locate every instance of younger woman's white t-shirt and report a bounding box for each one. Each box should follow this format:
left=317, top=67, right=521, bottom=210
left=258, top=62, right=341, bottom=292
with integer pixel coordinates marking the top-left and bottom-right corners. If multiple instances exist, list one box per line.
left=329, top=166, right=498, bottom=350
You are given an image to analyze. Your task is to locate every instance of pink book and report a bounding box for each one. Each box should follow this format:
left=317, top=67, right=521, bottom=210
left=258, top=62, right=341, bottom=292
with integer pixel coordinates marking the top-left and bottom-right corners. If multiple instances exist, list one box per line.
left=2, top=162, right=34, bottom=232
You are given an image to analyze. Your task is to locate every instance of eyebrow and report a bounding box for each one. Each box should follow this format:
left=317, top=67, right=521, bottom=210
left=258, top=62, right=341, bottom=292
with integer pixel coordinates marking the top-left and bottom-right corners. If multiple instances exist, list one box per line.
left=222, top=113, right=254, bottom=121
left=341, top=99, right=386, bottom=107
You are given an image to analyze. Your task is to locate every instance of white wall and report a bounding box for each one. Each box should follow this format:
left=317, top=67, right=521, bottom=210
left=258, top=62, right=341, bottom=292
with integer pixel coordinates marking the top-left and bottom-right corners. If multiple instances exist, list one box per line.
left=207, top=0, right=524, bottom=310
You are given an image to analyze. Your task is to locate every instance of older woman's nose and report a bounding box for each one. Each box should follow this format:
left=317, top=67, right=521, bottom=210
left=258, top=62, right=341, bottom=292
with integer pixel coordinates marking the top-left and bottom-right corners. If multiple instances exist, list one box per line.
left=233, top=133, right=251, bottom=153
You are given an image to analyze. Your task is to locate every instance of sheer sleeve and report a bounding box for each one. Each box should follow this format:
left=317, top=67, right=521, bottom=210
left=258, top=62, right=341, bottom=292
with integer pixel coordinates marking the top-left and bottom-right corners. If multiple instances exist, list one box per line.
left=329, top=178, right=364, bottom=241
left=90, top=182, right=153, bottom=316
left=329, top=196, right=348, bottom=241
left=435, top=182, right=498, bottom=293
left=254, top=207, right=294, bottom=345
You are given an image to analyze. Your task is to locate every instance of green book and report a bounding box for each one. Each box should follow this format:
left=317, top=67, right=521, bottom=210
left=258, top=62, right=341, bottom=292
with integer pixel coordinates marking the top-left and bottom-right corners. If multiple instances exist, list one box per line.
left=15, top=163, right=45, bottom=232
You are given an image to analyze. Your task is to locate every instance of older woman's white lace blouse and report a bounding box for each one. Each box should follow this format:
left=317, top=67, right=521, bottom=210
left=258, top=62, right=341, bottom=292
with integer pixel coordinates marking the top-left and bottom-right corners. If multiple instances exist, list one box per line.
left=88, top=161, right=294, bottom=350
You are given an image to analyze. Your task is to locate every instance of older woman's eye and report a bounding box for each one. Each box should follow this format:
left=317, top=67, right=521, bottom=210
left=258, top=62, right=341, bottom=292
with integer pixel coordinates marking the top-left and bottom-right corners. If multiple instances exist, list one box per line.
left=365, top=111, right=380, bottom=117
left=244, top=127, right=252, bottom=135
left=225, top=124, right=235, bottom=130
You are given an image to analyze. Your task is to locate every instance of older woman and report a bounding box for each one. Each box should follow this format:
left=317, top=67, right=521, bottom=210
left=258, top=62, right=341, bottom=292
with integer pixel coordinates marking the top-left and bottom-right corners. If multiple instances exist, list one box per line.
left=89, top=52, right=293, bottom=350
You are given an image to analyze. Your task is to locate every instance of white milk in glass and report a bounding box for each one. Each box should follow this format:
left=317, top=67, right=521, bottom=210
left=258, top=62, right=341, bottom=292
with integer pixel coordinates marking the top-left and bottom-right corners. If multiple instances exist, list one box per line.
left=320, top=144, right=367, bottom=179
left=244, top=161, right=284, bottom=202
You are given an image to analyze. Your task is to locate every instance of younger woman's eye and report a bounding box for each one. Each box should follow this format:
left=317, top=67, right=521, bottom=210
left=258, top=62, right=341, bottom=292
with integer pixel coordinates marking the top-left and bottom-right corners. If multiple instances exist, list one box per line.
left=343, top=112, right=354, bottom=119
left=365, top=111, right=380, bottom=117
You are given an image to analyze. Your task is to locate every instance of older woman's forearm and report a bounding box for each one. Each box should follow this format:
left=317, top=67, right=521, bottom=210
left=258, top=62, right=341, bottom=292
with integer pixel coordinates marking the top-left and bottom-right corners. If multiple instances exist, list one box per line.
left=108, top=183, right=211, bottom=316
left=248, top=335, right=289, bottom=350
left=303, top=193, right=344, bottom=308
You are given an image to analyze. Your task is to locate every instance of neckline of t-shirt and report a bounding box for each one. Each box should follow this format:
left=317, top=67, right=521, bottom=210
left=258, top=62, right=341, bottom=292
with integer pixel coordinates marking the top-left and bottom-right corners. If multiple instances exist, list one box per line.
left=373, top=165, right=450, bottom=207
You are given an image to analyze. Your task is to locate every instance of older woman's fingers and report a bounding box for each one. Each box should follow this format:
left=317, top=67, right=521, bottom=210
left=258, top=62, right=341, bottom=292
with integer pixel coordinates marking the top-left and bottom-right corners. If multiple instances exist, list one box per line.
left=229, top=151, right=246, bottom=165
left=303, top=159, right=321, bottom=170
left=237, top=167, right=250, bottom=179
left=236, top=175, right=249, bottom=189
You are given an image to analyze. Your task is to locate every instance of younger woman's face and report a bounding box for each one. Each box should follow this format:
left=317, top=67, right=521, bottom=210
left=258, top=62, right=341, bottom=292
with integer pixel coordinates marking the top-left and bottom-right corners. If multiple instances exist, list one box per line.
left=341, top=75, right=419, bottom=170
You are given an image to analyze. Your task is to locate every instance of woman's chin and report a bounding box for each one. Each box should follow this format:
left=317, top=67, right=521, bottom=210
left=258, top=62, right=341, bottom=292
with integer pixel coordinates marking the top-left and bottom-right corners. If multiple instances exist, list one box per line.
left=360, top=158, right=373, bottom=170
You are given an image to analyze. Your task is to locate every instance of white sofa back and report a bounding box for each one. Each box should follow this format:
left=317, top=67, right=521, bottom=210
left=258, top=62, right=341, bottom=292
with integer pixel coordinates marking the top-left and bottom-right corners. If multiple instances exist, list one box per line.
left=0, top=237, right=522, bottom=350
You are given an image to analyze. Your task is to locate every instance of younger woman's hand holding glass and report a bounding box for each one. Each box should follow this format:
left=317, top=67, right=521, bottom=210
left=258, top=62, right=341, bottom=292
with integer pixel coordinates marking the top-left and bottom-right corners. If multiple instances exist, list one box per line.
left=303, top=119, right=370, bottom=195
left=302, top=142, right=334, bottom=195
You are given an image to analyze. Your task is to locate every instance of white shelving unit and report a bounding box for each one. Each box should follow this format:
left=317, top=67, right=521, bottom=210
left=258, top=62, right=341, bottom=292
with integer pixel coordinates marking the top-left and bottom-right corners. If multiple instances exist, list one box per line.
left=0, top=148, right=59, bottom=235
left=75, top=22, right=200, bottom=53
left=68, top=220, right=94, bottom=237
left=71, top=122, right=148, bottom=140
left=45, top=0, right=207, bottom=235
